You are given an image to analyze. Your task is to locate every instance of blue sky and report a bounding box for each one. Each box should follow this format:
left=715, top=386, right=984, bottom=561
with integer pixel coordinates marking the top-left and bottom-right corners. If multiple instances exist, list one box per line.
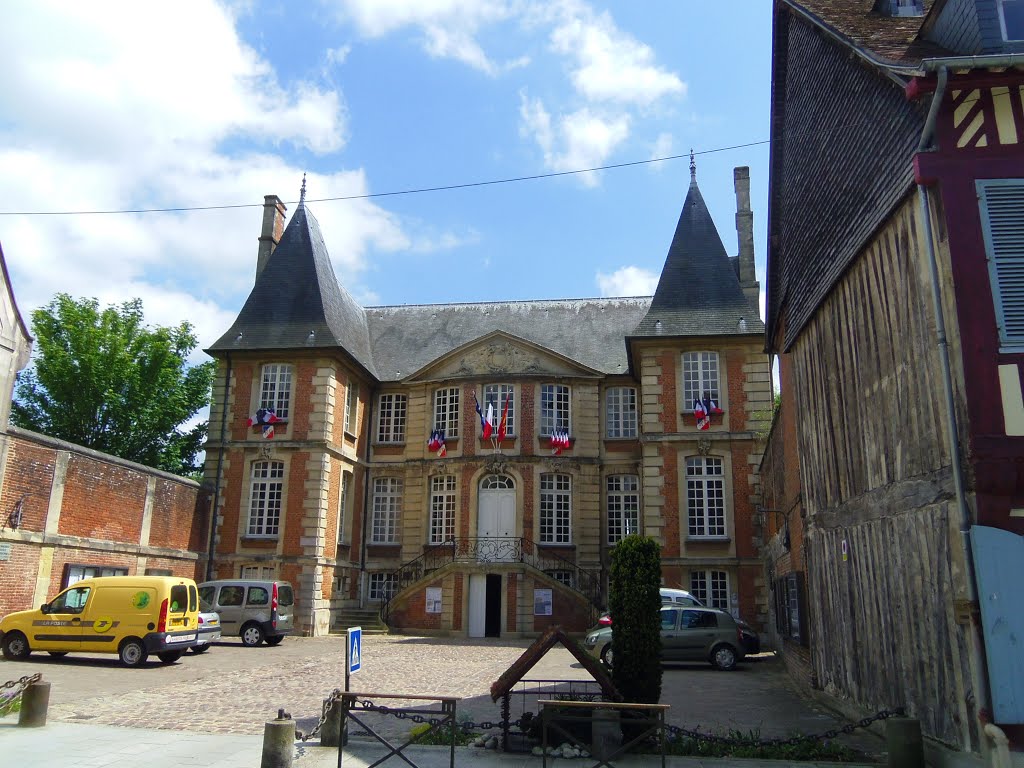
left=1, top=1, right=773, bottom=361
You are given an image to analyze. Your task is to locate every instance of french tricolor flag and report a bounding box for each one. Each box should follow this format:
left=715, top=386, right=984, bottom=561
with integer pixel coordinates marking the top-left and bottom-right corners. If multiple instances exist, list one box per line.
left=247, top=407, right=280, bottom=439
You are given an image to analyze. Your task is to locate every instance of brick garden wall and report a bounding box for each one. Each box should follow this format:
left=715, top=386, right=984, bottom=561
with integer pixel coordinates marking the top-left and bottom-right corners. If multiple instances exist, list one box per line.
left=0, top=426, right=209, bottom=617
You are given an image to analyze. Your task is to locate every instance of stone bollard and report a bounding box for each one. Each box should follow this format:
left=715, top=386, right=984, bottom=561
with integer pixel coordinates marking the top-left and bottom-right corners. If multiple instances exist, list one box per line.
left=18, top=680, right=51, bottom=728
left=887, top=717, right=924, bottom=768
left=261, top=709, right=295, bottom=768
left=319, top=697, right=347, bottom=747
left=590, top=708, right=621, bottom=762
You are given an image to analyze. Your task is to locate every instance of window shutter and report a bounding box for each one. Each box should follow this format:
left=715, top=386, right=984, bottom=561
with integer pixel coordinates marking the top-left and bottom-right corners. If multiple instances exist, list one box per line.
left=979, top=180, right=1024, bottom=347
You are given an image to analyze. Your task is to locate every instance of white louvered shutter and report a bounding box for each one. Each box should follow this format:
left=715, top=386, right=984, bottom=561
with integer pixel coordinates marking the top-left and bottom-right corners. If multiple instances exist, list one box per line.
left=979, top=180, right=1024, bottom=348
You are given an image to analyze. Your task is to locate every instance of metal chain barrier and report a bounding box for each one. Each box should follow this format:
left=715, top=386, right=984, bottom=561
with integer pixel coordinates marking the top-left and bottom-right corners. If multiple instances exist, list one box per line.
left=663, top=707, right=906, bottom=748
left=1, top=673, right=42, bottom=698
left=0, top=673, right=42, bottom=714
left=292, top=687, right=902, bottom=750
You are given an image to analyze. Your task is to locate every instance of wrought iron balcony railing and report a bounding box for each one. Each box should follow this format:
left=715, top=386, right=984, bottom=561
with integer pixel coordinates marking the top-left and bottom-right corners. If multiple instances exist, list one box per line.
left=380, top=536, right=604, bottom=627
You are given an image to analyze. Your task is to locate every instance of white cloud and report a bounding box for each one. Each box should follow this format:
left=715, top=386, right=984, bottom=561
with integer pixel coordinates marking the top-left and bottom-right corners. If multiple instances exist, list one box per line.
left=650, top=133, right=674, bottom=166
left=326, top=45, right=352, bottom=65
left=0, top=2, right=411, bottom=354
left=548, top=5, right=685, bottom=106
left=330, top=0, right=519, bottom=74
left=519, top=93, right=629, bottom=186
left=596, top=266, right=659, bottom=297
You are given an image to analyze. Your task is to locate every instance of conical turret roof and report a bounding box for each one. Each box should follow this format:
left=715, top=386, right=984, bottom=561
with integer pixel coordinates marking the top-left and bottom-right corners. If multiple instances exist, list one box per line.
left=632, top=170, right=762, bottom=337
left=208, top=202, right=376, bottom=377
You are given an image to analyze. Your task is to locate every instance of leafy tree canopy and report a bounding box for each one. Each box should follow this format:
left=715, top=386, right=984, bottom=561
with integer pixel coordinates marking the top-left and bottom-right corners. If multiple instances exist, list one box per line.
left=12, top=294, right=215, bottom=475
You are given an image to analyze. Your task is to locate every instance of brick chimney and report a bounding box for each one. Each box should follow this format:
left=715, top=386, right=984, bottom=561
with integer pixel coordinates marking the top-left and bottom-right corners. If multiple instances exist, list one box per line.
left=256, top=195, right=287, bottom=278
left=733, top=167, right=760, bottom=314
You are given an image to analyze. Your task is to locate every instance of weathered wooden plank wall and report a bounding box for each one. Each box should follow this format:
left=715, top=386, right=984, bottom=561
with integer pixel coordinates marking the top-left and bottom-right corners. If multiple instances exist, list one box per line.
left=791, top=195, right=974, bottom=749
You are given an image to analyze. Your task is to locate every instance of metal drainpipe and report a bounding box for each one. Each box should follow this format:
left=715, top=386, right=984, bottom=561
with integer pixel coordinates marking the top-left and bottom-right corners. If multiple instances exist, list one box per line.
left=358, top=387, right=375, bottom=609
left=206, top=352, right=232, bottom=582
left=915, top=65, right=991, bottom=747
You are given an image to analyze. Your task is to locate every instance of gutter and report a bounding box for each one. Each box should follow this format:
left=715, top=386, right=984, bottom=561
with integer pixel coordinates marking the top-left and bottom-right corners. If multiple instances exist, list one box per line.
left=913, top=65, right=992, bottom=750
left=921, top=54, right=1024, bottom=71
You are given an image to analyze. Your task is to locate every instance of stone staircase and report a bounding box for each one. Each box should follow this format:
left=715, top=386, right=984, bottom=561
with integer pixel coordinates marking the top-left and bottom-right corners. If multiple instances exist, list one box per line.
left=331, top=605, right=389, bottom=635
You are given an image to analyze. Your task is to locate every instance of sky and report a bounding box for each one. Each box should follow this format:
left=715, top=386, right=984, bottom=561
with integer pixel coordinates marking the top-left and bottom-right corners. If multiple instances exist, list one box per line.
left=0, top=1, right=773, bottom=367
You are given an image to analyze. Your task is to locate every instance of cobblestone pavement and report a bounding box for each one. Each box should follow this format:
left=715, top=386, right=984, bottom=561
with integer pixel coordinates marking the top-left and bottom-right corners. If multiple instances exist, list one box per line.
left=0, top=635, right=886, bottom=759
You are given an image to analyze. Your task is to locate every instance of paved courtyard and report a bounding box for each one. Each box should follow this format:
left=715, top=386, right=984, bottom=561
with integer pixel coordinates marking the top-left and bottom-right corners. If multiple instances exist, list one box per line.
left=0, top=634, right=886, bottom=758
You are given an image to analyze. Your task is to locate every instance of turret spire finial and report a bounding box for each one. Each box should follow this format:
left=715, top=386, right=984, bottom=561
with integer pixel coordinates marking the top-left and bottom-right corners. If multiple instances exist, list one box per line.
left=689, top=149, right=696, bottom=183
left=300, top=173, right=307, bottom=204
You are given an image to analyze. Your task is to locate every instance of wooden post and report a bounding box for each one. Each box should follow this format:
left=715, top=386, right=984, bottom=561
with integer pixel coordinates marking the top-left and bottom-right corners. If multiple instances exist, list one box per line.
left=887, top=717, right=924, bottom=768
left=18, top=680, right=50, bottom=728
left=261, top=709, right=294, bottom=768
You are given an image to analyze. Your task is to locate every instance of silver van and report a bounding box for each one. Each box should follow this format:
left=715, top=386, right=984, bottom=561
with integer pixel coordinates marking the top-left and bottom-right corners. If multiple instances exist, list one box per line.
left=197, top=580, right=294, bottom=646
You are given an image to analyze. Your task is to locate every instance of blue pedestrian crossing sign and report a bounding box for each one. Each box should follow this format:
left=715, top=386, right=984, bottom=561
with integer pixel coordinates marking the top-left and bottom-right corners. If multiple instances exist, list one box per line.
left=348, top=627, right=362, bottom=674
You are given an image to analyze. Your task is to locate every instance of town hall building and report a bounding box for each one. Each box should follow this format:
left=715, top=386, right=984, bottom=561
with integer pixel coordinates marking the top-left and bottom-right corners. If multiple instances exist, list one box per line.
left=202, top=159, right=773, bottom=637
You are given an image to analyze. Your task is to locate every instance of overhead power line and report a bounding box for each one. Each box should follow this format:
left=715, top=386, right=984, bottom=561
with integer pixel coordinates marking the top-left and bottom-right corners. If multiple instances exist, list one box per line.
left=0, top=139, right=770, bottom=217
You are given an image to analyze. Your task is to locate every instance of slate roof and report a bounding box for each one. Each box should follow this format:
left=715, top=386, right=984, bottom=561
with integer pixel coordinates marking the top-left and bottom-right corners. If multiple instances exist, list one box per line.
left=791, top=0, right=949, bottom=65
left=207, top=202, right=377, bottom=377
left=765, top=2, right=937, bottom=351
left=366, top=297, right=651, bottom=382
left=632, top=173, right=763, bottom=338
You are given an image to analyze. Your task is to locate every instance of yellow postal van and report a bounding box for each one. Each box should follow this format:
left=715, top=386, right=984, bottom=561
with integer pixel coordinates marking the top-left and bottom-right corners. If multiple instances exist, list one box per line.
left=0, top=575, right=200, bottom=666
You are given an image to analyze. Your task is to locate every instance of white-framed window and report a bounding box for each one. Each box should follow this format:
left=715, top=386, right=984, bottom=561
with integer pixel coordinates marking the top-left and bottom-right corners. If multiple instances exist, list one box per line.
left=978, top=180, right=1024, bottom=349
left=540, top=384, right=570, bottom=436
left=368, top=572, right=397, bottom=602
left=260, top=363, right=293, bottom=418
left=484, top=383, right=515, bottom=436
left=999, top=0, right=1024, bottom=40
left=433, top=387, right=460, bottom=438
left=248, top=460, right=284, bottom=537
left=344, top=380, right=358, bottom=435
left=546, top=569, right=574, bottom=588
left=682, top=352, right=720, bottom=409
left=606, top=387, right=637, bottom=438
left=690, top=570, right=729, bottom=611
left=371, top=477, right=402, bottom=543
left=540, top=473, right=571, bottom=544
left=376, top=393, right=407, bottom=443
left=686, top=456, right=725, bottom=538
left=64, top=564, right=128, bottom=588
left=607, top=474, right=640, bottom=543
left=241, top=565, right=276, bottom=580
left=338, top=471, right=352, bottom=543
left=429, top=475, right=456, bottom=544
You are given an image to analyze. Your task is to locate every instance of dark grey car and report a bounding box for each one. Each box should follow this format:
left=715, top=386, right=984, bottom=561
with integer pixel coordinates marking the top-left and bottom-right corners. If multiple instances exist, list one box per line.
left=584, top=605, right=746, bottom=671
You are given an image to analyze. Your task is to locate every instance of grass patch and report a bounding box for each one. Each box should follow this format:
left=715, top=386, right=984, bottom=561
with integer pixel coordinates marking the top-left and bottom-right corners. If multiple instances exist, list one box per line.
left=408, top=723, right=477, bottom=746
left=664, top=728, right=861, bottom=762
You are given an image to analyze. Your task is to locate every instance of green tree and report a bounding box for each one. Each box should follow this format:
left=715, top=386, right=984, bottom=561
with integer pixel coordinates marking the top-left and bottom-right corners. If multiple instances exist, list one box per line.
left=12, top=294, right=215, bottom=475
left=608, top=535, right=663, bottom=704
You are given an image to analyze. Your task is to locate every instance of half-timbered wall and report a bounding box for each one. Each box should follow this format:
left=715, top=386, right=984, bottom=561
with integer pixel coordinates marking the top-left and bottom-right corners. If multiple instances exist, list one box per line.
left=790, top=193, right=975, bottom=749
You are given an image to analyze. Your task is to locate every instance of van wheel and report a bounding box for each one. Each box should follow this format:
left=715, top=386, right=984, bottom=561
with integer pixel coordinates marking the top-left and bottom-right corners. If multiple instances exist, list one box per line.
left=189, top=645, right=210, bottom=654
left=119, top=639, right=149, bottom=667
left=265, top=636, right=284, bottom=647
left=241, top=623, right=264, bottom=647
left=711, top=644, right=738, bottom=671
left=157, top=651, right=182, bottom=664
left=2, top=631, right=30, bottom=660
left=48, top=652, right=69, bottom=657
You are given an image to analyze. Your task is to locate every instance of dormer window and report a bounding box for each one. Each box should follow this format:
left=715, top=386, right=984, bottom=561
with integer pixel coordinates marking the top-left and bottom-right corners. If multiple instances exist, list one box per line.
left=876, top=0, right=923, bottom=16
left=999, top=0, right=1024, bottom=41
